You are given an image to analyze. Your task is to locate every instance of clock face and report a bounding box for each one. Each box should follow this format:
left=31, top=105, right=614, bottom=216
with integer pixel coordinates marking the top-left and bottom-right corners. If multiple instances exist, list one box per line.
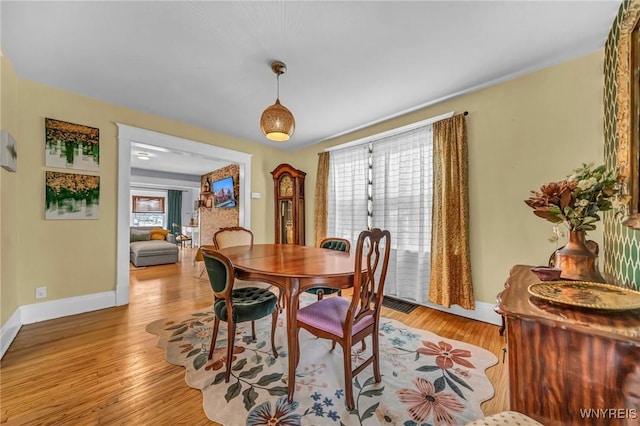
left=280, top=175, right=293, bottom=197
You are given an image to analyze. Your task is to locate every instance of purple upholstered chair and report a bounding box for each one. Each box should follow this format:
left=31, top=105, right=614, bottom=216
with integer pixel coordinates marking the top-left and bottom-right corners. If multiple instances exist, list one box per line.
left=295, top=228, right=391, bottom=409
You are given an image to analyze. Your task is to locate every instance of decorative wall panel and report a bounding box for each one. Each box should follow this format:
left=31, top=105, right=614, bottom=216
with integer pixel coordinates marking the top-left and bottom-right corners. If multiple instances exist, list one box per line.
left=603, top=0, right=640, bottom=290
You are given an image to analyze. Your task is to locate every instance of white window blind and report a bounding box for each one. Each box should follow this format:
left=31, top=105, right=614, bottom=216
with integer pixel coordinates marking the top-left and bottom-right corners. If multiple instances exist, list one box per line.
left=327, top=144, right=370, bottom=247
left=371, top=126, right=433, bottom=302
left=328, top=124, right=434, bottom=304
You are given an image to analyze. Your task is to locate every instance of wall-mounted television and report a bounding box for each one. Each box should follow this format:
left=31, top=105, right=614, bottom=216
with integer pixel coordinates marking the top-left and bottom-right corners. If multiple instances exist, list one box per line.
left=212, top=176, right=237, bottom=208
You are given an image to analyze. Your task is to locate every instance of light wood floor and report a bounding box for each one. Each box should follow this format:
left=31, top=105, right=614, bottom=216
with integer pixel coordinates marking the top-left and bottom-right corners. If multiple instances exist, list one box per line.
left=0, top=248, right=508, bottom=425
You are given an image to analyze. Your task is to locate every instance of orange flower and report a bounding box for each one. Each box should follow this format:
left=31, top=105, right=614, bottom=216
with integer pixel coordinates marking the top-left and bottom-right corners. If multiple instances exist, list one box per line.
left=417, top=340, right=475, bottom=370
left=205, top=346, right=246, bottom=371
left=179, top=343, right=194, bottom=354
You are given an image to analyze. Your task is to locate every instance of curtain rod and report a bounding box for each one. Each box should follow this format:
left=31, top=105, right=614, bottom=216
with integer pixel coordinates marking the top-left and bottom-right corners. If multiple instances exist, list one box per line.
left=130, top=186, right=189, bottom=192
left=325, top=111, right=455, bottom=152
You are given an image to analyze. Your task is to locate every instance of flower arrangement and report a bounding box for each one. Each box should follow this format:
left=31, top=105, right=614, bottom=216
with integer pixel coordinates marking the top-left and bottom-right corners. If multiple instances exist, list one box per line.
left=524, top=163, right=626, bottom=232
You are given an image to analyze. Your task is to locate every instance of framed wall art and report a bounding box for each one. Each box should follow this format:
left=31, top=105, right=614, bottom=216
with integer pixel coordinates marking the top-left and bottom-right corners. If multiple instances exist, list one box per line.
left=45, top=118, right=99, bottom=171
left=1, top=130, right=17, bottom=172
left=45, top=171, right=100, bottom=220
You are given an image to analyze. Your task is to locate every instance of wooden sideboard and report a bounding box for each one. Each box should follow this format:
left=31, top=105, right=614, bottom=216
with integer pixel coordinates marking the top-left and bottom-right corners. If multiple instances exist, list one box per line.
left=496, top=265, right=640, bottom=425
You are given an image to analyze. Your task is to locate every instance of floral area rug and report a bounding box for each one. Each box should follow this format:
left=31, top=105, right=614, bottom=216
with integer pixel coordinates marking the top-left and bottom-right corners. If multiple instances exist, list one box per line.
left=146, top=302, right=498, bottom=426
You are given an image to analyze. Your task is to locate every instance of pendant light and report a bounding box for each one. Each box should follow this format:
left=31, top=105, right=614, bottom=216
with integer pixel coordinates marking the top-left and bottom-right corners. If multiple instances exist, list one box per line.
left=260, top=61, right=295, bottom=141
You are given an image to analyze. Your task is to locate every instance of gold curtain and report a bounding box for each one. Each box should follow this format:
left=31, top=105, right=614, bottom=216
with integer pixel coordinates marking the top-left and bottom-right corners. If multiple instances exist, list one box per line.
left=314, top=152, right=330, bottom=246
left=428, top=114, right=474, bottom=309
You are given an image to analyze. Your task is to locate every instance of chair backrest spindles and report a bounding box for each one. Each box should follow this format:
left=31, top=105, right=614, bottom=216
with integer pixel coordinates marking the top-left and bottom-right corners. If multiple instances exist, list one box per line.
left=349, top=228, right=391, bottom=327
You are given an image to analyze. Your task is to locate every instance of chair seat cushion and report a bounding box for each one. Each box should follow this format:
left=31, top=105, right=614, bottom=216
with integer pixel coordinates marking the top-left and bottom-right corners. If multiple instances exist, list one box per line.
left=214, top=287, right=278, bottom=323
left=305, top=287, right=340, bottom=296
left=130, top=240, right=178, bottom=256
left=297, top=297, right=372, bottom=338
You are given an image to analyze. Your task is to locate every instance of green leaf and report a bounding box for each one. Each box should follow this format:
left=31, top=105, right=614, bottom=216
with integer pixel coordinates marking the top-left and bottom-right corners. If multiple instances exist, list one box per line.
left=213, top=371, right=226, bottom=385
left=257, top=373, right=283, bottom=386
left=354, top=376, right=361, bottom=390
left=256, top=341, right=266, bottom=349
left=193, top=352, right=208, bottom=371
left=240, top=365, right=264, bottom=379
left=363, top=376, right=377, bottom=388
left=434, top=376, right=445, bottom=393
left=445, top=369, right=473, bottom=391
left=225, top=381, right=241, bottom=402
left=233, top=358, right=248, bottom=371
left=361, top=387, right=385, bottom=397
left=171, top=325, right=188, bottom=336
left=416, top=365, right=441, bottom=372
left=267, top=386, right=288, bottom=396
left=444, top=376, right=467, bottom=401
left=168, top=337, right=184, bottom=343
left=252, top=354, right=263, bottom=364
left=187, top=348, right=201, bottom=358
left=242, top=386, right=259, bottom=411
left=361, top=402, right=380, bottom=421
left=165, top=323, right=188, bottom=330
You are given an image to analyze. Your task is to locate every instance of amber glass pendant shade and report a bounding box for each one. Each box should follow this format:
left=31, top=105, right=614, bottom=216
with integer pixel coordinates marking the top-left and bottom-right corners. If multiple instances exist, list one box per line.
left=260, top=99, right=295, bottom=141
left=261, top=61, right=295, bottom=141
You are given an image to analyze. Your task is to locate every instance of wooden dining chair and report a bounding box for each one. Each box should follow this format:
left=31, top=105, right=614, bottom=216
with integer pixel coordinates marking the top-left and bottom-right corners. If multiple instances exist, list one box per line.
left=295, top=228, right=391, bottom=409
left=193, top=244, right=217, bottom=278
left=201, top=248, right=279, bottom=382
left=213, top=226, right=274, bottom=293
left=172, top=223, right=192, bottom=248
left=213, top=226, right=253, bottom=249
left=305, top=237, right=351, bottom=300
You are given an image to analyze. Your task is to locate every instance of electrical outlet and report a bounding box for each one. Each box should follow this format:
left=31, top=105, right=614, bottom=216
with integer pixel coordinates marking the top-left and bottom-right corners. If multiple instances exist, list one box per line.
left=35, top=287, right=47, bottom=299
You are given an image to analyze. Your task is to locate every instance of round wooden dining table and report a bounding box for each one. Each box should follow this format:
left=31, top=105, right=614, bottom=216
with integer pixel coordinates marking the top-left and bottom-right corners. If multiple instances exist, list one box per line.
left=217, top=243, right=359, bottom=402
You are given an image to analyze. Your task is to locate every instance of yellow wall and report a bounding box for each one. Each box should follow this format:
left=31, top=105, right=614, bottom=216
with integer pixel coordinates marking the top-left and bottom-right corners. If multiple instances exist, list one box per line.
left=1, top=52, right=20, bottom=325
left=292, top=50, right=605, bottom=304
left=0, top=49, right=606, bottom=325
left=1, top=69, right=290, bottom=326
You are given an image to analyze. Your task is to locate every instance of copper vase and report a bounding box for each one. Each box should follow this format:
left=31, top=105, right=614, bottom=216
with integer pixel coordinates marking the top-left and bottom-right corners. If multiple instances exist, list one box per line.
left=555, top=230, right=605, bottom=282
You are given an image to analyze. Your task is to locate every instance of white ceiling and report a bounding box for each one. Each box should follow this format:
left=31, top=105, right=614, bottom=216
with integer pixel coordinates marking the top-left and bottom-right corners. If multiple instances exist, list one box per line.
left=2, top=1, right=622, bottom=175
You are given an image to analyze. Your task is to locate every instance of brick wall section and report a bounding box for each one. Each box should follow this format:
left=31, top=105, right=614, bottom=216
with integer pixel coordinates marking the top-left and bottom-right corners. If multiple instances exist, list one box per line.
left=200, top=164, right=239, bottom=245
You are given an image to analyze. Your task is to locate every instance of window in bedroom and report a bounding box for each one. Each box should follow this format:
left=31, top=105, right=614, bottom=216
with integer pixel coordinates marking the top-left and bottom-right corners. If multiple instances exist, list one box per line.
left=327, top=113, right=451, bottom=304
left=132, top=195, right=165, bottom=227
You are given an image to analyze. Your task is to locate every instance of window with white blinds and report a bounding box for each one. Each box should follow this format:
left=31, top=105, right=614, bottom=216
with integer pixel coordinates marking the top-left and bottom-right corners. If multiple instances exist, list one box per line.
left=327, top=124, right=434, bottom=304
left=327, top=144, right=370, bottom=245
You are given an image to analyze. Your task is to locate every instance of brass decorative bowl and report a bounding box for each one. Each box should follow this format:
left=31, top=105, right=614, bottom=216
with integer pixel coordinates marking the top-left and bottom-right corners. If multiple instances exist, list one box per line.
left=528, top=281, right=640, bottom=310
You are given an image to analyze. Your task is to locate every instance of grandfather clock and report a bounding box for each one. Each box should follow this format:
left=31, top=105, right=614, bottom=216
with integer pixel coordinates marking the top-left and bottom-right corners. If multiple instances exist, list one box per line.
left=271, top=163, right=306, bottom=245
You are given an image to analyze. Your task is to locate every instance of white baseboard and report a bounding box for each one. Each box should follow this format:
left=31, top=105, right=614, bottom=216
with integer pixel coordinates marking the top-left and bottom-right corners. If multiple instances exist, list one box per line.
left=416, top=300, right=503, bottom=326
left=1, top=290, right=501, bottom=360
left=0, top=309, right=22, bottom=359
left=0, top=291, right=116, bottom=359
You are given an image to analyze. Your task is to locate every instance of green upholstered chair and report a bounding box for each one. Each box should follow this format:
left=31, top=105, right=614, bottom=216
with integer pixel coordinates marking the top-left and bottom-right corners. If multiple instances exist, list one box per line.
left=201, top=248, right=279, bottom=382
left=305, top=237, right=351, bottom=300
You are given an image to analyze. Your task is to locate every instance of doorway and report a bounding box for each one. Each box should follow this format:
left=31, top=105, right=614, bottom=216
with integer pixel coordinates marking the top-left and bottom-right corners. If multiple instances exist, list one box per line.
left=116, top=124, right=252, bottom=305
